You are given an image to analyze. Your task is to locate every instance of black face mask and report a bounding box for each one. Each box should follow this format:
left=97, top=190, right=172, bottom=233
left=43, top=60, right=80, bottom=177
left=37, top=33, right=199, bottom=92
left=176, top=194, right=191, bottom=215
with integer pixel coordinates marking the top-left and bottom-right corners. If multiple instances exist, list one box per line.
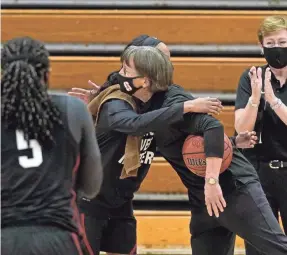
left=117, top=73, right=143, bottom=95
left=263, top=47, right=287, bottom=69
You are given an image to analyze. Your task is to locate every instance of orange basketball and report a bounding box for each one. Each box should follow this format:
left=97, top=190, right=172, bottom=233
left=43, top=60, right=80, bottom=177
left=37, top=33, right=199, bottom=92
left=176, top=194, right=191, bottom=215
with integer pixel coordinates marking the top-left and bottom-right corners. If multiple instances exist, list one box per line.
left=182, top=134, right=233, bottom=177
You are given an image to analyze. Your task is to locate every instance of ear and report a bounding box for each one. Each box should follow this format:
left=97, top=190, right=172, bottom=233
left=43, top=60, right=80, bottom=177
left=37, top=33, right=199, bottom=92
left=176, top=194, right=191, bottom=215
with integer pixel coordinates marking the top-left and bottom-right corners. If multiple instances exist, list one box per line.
left=259, top=42, right=264, bottom=55
left=142, top=77, right=151, bottom=88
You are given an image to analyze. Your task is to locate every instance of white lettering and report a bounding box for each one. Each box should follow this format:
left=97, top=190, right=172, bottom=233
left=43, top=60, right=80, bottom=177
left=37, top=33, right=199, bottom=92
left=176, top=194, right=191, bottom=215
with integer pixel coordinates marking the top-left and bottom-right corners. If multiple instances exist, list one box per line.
left=144, top=151, right=155, bottom=164
left=118, top=155, right=125, bottom=164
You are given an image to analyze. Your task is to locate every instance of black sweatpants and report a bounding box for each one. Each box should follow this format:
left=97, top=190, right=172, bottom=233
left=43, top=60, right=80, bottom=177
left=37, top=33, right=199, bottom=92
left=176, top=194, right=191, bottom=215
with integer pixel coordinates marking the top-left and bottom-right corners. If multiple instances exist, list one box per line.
left=245, top=163, right=287, bottom=255
left=79, top=199, right=137, bottom=255
left=190, top=180, right=287, bottom=255
left=1, top=226, right=88, bottom=255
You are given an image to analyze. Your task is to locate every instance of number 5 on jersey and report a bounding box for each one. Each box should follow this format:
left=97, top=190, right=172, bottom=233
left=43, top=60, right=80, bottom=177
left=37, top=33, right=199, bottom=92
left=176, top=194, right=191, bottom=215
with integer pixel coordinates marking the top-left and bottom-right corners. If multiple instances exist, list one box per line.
left=16, top=130, right=43, bottom=168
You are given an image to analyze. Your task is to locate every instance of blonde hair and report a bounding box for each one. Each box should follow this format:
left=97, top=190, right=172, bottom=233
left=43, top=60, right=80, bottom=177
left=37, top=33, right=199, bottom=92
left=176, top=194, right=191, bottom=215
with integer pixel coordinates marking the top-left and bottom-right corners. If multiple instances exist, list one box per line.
left=121, top=46, right=173, bottom=92
left=258, top=15, right=287, bottom=43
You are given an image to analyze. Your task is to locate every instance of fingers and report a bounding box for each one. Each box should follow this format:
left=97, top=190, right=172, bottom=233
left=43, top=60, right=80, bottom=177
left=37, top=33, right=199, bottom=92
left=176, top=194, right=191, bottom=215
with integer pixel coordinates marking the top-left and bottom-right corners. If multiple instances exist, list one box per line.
left=68, top=92, right=87, bottom=99
left=70, top=88, right=91, bottom=95
left=219, top=195, right=227, bottom=208
left=257, top=67, right=262, bottom=80
left=68, top=92, right=89, bottom=104
left=88, top=80, right=100, bottom=89
left=209, top=106, right=223, bottom=115
left=265, top=67, right=271, bottom=84
left=206, top=202, right=213, bottom=217
left=206, top=196, right=226, bottom=218
left=248, top=66, right=256, bottom=80
left=211, top=201, right=220, bottom=218
left=205, top=97, right=221, bottom=103
left=249, top=66, right=262, bottom=90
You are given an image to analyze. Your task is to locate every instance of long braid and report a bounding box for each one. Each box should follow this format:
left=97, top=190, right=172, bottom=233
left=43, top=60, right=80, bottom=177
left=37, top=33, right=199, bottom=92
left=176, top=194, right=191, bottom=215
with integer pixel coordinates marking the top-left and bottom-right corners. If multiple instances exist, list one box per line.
left=1, top=37, right=63, bottom=148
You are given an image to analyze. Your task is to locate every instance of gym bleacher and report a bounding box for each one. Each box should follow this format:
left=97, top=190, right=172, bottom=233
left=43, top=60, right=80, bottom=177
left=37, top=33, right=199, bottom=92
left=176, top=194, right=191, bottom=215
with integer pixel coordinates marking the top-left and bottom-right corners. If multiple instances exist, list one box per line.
left=2, top=0, right=287, bottom=254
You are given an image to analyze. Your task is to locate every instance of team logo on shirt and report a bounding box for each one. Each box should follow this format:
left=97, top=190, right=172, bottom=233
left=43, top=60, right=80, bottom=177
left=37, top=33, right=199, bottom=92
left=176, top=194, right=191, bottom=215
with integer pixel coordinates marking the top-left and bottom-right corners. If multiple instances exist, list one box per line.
left=118, top=132, right=155, bottom=165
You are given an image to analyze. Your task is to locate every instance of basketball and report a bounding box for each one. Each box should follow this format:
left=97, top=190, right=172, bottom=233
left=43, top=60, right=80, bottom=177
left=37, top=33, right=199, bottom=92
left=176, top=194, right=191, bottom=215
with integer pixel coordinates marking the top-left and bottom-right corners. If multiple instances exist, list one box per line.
left=182, top=134, right=233, bottom=177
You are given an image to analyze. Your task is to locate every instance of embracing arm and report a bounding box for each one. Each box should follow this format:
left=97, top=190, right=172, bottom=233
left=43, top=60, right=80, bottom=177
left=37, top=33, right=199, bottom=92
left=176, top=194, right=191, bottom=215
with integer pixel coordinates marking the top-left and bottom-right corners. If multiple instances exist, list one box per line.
left=97, top=99, right=185, bottom=136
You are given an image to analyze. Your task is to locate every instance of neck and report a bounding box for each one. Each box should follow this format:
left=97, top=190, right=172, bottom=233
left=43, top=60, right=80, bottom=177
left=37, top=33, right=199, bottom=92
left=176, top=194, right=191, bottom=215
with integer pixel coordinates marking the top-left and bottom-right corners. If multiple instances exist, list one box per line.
left=270, top=66, right=287, bottom=85
left=134, top=90, right=153, bottom=102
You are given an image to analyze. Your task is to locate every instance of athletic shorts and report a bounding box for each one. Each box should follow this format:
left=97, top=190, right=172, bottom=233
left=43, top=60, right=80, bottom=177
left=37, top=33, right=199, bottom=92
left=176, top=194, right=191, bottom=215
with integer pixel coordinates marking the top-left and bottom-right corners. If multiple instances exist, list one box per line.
left=80, top=200, right=137, bottom=255
left=1, top=225, right=92, bottom=255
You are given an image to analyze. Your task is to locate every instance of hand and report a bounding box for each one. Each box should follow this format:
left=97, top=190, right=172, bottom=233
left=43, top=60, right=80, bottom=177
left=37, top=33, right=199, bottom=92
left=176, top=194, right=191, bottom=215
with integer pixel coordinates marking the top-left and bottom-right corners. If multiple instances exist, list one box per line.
left=249, top=66, right=263, bottom=103
left=235, top=131, right=257, bottom=149
left=184, top=97, right=223, bottom=115
left=264, top=68, right=278, bottom=106
left=68, top=80, right=100, bottom=104
left=205, top=182, right=226, bottom=218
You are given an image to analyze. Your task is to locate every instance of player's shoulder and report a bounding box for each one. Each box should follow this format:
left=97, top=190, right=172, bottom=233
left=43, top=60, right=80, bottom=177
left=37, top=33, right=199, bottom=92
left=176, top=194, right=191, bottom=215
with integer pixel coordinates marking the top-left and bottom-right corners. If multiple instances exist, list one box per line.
left=49, top=92, right=87, bottom=111
left=102, top=98, right=134, bottom=112
left=162, top=84, right=194, bottom=107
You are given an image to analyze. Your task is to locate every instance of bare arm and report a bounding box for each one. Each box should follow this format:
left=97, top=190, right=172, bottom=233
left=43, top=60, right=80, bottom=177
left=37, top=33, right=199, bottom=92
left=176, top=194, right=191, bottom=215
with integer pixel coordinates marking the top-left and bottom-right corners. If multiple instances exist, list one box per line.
left=235, top=67, right=263, bottom=133
left=273, top=102, right=287, bottom=125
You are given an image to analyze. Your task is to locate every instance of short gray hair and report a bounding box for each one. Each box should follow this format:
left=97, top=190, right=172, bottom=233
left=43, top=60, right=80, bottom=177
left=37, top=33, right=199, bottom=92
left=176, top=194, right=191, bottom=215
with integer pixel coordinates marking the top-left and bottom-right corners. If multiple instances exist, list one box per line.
left=120, top=46, right=173, bottom=92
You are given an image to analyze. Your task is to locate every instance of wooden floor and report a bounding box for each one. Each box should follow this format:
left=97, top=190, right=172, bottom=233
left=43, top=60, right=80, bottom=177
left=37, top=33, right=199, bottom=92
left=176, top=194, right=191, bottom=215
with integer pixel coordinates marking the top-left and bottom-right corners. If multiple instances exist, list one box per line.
left=135, top=210, right=245, bottom=249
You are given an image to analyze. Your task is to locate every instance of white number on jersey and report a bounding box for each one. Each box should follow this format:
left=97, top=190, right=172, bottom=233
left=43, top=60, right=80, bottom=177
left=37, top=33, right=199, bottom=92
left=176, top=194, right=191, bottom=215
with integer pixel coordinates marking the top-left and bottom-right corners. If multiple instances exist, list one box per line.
left=16, top=130, right=43, bottom=168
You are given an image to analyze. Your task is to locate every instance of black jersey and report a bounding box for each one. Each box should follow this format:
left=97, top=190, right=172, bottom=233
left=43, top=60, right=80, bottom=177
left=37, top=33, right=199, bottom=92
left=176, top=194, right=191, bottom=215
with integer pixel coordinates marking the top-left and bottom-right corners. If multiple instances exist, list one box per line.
left=1, top=94, right=103, bottom=233
left=150, top=85, right=259, bottom=209
left=79, top=98, right=184, bottom=217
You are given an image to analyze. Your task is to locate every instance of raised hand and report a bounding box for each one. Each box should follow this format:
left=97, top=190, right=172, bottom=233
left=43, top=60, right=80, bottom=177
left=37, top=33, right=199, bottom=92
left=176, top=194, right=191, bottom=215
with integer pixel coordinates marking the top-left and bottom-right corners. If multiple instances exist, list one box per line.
left=249, top=66, right=263, bottom=104
left=235, top=131, right=257, bottom=149
left=264, top=68, right=278, bottom=106
left=68, top=80, right=100, bottom=104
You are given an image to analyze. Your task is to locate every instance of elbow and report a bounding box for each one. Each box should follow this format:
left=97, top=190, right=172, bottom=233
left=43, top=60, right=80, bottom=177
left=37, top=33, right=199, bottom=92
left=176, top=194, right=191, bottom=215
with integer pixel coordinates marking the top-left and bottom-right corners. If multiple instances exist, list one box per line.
left=82, top=173, right=103, bottom=200
left=86, top=164, right=103, bottom=199
left=80, top=159, right=103, bottom=200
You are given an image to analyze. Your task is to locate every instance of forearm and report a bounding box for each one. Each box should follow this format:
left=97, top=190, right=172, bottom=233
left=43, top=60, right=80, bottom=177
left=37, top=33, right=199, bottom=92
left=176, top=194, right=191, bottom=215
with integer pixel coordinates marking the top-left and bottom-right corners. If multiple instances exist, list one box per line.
left=273, top=101, right=287, bottom=126
left=107, top=102, right=184, bottom=136
left=235, top=98, right=259, bottom=132
left=205, top=157, right=223, bottom=179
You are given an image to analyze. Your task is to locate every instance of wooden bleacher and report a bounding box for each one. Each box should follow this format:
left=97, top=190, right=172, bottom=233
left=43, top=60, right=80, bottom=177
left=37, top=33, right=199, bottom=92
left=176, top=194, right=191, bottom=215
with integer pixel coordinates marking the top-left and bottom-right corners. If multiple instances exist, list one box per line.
left=49, top=57, right=266, bottom=92
left=2, top=10, right=287, bottom=45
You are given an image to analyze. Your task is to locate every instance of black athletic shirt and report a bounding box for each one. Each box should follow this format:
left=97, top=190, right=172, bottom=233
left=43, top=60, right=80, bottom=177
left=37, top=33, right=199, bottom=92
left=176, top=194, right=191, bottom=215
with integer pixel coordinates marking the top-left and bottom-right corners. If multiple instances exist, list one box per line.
left=79, top=98, right=184, bottom=217
left=151, top=85, right=259, bottom=209
left=1, top=94, right=103, bottom=233
left=235, top=65, right=287, bottom=162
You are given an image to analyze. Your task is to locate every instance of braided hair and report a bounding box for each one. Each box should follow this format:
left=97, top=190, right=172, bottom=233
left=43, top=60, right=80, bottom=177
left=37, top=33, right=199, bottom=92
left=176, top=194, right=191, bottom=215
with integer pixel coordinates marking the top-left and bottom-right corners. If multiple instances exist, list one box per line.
left=1, top=37, right=63, bottom=148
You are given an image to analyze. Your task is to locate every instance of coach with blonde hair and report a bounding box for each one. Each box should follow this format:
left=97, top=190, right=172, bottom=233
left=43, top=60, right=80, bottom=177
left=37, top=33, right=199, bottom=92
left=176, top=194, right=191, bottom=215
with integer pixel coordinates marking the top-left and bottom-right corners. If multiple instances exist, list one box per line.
left=235, top=15, right=287, bottom=255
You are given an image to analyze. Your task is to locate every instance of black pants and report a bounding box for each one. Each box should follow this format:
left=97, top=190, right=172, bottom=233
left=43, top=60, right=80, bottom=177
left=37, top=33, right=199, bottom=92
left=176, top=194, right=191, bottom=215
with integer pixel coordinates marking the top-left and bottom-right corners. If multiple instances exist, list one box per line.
left=190, top=180, right=287, bottom=255
left=80, top=200, right=137, bottom=255
left=1, top=226, right=88, bottom=255
left=245, top=163, right=287, bottom=255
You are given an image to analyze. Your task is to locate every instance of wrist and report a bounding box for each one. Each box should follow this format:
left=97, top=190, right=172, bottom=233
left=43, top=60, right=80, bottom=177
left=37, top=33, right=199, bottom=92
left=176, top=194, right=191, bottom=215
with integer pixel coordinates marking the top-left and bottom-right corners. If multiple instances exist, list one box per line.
left=270, top=98, right=282, bottom=110
left=249, top=97, right=260, bottom=107
left=183, top=101, right=194, bottom=113
left=205, top=177, right=219, bottom=185
left=269, top=97, right=278, bottom=107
